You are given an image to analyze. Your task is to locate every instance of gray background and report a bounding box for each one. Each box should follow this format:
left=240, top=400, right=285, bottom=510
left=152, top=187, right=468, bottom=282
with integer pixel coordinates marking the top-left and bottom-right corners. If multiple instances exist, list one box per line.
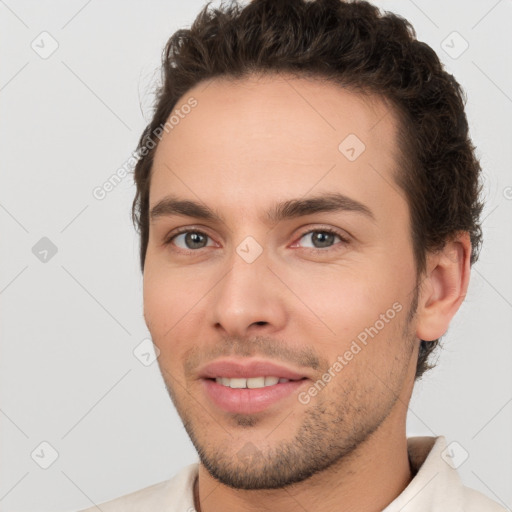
left=0, top=0, right=511, bottom=510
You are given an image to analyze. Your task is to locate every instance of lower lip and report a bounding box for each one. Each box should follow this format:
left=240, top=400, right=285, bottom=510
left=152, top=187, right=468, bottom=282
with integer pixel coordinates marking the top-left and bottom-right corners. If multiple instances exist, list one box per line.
left=201, top=378, right=308, bottom=414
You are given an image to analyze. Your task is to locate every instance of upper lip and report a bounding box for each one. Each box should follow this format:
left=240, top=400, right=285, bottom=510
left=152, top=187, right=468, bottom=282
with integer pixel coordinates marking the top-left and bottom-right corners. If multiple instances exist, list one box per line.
left=198, top=359, right=310, bottom=380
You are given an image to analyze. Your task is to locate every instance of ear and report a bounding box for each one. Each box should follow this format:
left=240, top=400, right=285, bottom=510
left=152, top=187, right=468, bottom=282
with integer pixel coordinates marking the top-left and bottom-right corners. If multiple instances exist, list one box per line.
left=415, top=232, right=472, bottom=342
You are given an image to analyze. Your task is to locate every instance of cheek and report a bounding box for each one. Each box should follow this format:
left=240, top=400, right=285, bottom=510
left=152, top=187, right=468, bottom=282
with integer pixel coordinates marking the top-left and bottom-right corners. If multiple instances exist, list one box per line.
left=143, top=277, right=187, bottom=376
left=143, top=262, right=212, bottom=355
left=143, top=265, right=185, bottom=339
left=292, top=263, right=398, bottom=329
left=287, top=259, right=411, bottom=372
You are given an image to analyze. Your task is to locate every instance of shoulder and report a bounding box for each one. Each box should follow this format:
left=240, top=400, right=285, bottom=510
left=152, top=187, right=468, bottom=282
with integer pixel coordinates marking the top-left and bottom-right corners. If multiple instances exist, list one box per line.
left=76, top=479, right=171, bottom=512
left=385, top=436, right=507, bottom=512
left=460, top=486, right=508, bottom=512
left=74, top=463, right=199, bottom=512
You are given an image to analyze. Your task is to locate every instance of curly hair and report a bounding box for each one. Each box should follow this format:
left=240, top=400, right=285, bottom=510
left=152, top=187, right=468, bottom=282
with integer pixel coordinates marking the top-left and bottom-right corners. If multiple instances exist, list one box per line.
left=131, top=0, right=484, bottom=381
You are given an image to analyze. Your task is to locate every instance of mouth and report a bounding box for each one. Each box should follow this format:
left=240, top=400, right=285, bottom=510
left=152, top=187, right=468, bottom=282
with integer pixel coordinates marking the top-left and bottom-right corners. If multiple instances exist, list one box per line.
left=207, top=376, right=307, bottom=389
left=198, top=358, right=312, bottom=414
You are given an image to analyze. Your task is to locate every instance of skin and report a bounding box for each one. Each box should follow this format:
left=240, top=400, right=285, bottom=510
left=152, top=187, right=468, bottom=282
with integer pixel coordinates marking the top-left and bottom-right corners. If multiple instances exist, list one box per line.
left=143, top=73, right=471, bottom=512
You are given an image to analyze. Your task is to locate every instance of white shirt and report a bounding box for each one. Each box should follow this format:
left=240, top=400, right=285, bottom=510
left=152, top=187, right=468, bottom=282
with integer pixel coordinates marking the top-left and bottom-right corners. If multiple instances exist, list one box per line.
left=77, top=436, right=507, bottom=511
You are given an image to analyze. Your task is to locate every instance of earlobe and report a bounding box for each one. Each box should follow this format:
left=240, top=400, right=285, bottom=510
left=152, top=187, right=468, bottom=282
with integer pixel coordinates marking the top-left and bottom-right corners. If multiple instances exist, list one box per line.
left=415, top=232, right=472, bottom=342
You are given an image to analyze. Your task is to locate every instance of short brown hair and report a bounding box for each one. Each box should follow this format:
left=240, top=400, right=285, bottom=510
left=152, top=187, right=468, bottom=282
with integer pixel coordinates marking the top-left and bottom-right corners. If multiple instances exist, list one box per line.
left=131, top=0, right=484, bottom=380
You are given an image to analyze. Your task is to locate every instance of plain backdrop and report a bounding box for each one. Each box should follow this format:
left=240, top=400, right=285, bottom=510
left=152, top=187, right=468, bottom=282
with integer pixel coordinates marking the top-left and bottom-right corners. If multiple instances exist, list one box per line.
left=0, top=0, right=511, bottom=511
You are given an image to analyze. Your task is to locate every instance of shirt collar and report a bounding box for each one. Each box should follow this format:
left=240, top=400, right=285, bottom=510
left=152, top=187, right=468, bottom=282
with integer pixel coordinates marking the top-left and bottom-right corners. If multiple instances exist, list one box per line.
left=383, top=435, right=465, bottom=511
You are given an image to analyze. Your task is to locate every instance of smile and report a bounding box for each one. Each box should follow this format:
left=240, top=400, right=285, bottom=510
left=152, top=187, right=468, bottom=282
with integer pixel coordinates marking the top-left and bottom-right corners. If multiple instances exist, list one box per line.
left=214, top=376, right=301, bottom=388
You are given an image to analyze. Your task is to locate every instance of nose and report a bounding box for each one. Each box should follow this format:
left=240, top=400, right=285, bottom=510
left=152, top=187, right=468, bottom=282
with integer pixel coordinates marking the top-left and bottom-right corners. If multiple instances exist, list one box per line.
left=209, top=247, right=288, bottom=338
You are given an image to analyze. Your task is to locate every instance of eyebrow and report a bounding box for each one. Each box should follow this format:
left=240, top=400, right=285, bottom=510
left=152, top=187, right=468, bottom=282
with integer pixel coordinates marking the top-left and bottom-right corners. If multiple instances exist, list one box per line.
left=149, top=192, right=375, bottom=225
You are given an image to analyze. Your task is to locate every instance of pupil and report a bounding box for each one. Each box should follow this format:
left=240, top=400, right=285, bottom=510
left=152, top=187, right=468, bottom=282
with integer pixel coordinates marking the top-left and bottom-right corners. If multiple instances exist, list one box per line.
left=186, top=232, right=206, bottom=249
left=314, top=232, right=333, bottom=248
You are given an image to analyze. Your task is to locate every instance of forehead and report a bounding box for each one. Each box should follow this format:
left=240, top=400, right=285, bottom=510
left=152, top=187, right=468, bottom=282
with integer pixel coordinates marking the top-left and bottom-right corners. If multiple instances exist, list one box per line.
left=150, top=73, right=405, bottom=220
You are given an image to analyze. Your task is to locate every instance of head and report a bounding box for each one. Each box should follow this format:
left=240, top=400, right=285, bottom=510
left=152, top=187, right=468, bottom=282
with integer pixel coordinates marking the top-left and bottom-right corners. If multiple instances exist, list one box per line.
left=132, top=0, right=482, bottom=490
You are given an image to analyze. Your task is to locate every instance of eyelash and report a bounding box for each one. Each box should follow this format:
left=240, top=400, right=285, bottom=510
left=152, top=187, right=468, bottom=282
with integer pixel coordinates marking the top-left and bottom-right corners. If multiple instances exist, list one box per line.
left=163, top=226, right=350, bottom=254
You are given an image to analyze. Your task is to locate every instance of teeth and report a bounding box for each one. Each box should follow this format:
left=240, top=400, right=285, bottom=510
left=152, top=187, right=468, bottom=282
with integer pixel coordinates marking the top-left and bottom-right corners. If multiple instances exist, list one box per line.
left=248, top=377, right=265, bottom=388
left=228, top=378, right=246, bottom=388
left=265, top=376, right=280, bottom=386
left=214, top=376, right=291, bottom=388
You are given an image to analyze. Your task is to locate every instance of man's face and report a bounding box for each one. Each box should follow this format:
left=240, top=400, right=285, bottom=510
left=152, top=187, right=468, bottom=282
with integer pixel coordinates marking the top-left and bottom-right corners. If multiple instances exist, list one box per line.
left=143, top=74, right=420, bottom=489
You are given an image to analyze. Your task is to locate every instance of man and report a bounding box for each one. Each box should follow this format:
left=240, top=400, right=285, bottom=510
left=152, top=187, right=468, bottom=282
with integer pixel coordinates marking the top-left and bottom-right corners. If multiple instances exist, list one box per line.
left=79, top=0, right=505, bottom=510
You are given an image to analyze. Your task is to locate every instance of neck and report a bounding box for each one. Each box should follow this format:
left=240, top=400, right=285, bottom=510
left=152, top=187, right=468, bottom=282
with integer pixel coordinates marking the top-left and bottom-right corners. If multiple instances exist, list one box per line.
left=194, top=407, right=413, bottom=512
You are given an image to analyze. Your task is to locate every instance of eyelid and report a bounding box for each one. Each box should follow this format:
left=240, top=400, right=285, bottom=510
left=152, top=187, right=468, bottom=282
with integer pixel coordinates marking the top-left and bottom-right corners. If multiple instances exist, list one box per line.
left=294, top=224, right=351, bottom=243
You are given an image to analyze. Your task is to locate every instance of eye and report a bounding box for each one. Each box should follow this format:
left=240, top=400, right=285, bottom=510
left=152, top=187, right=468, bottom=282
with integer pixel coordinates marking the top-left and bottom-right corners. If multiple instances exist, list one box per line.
left=164, top=226, right=349, bottom=254
left=165, top=229, right=215, bottom=251
left=293, top=228, right=349, bottom=251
